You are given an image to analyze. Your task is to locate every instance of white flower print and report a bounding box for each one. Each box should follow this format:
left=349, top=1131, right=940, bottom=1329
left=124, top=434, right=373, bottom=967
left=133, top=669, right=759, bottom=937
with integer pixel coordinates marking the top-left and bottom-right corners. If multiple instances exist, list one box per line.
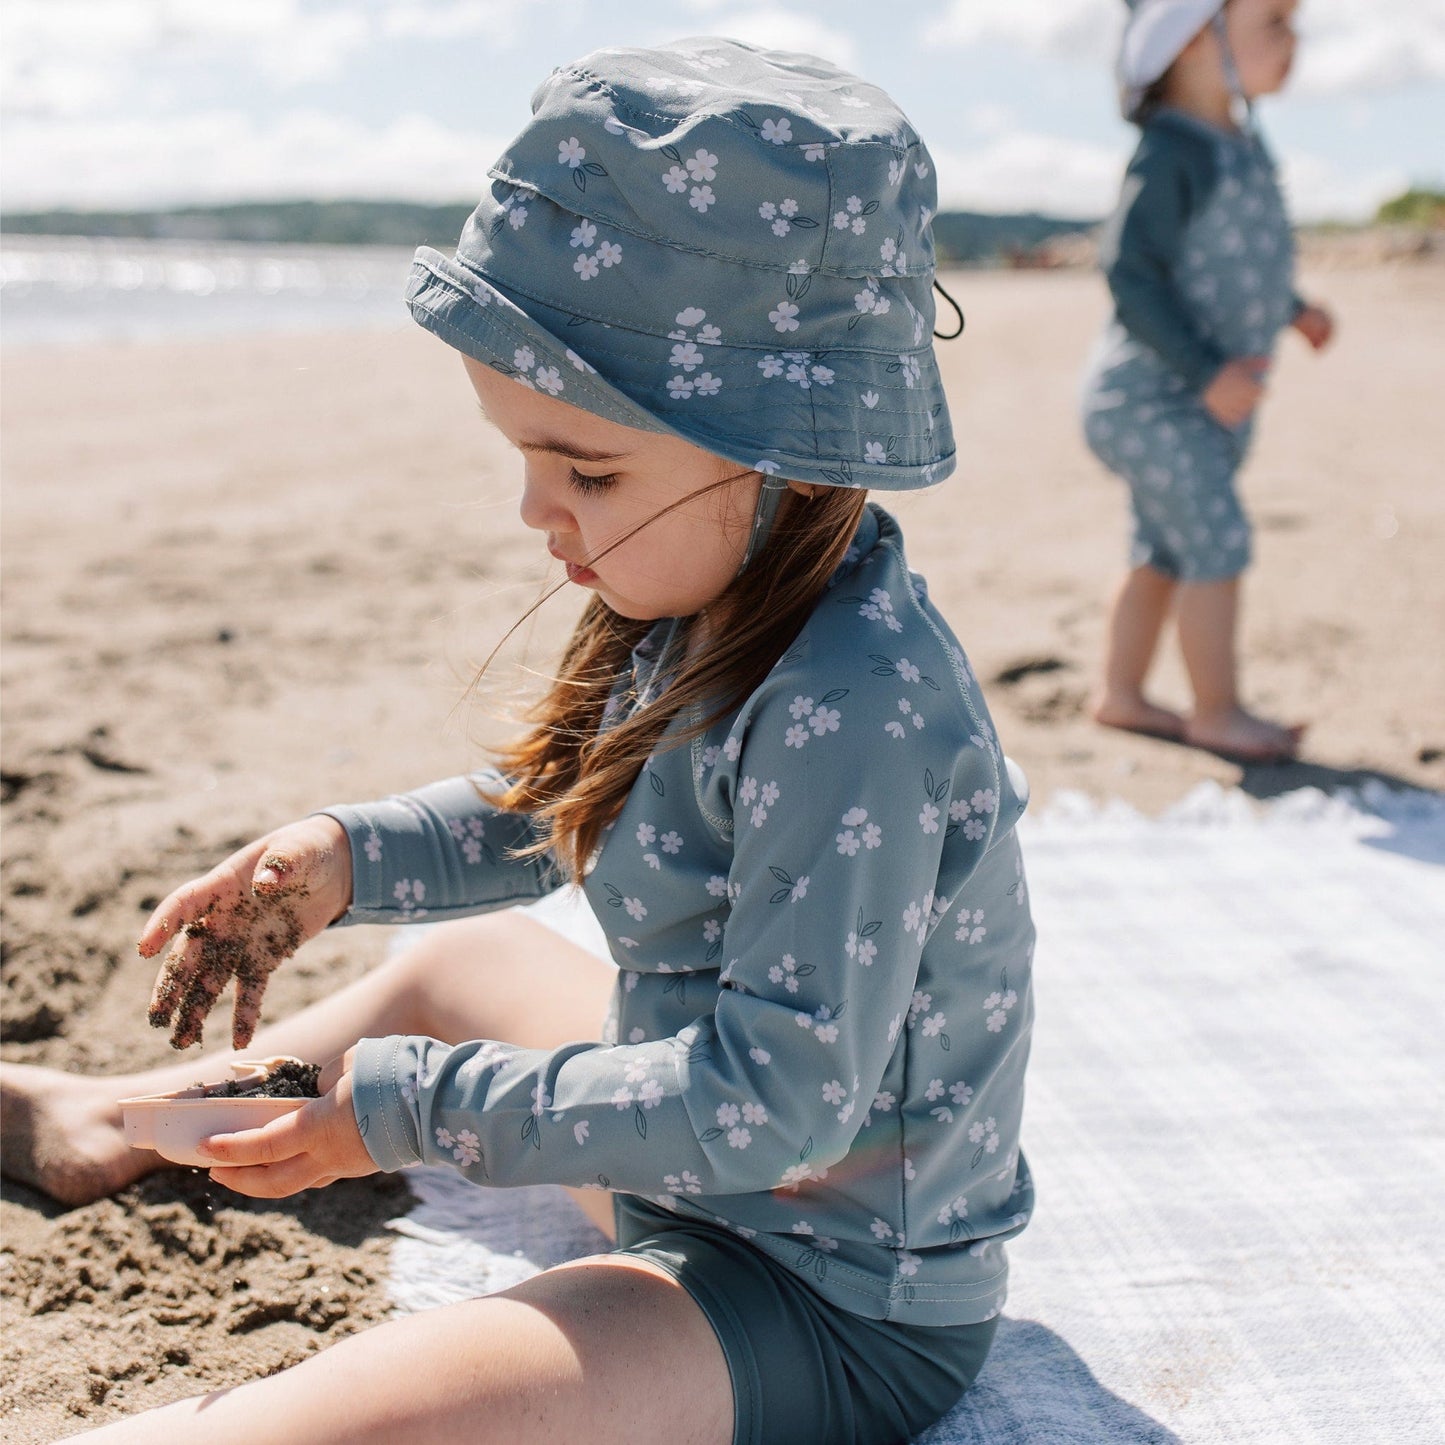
left=668, top=375, right=694, bottom=400
left=738, top=776, right=758, bottom=806
left=809, top=705, right=840, bottom=736
left=612, top=1086, right=634, bottom=1110
left=638, top=1079, right=665, bottom=1109
left=706, top=874, right=728, bottom=898
left=785, top=723, right=808, bottom=748
left=703, top=919, right=721, bottom=944
left=887, top=1013, right=903, bottom=1044
left=364, top=831, right=382, bottom=863
left=558, top=137, right=586, bottom=168
left=760, top=117, right=793, bottom=144
left=514, top=345, right=536, bottom=372
left=836, top=830, right=860, bottom=856
left=822, top=1079, right=846, bottom=1105
left=897, top=1250, right=921, bottom=1277
left=950, top=1081, right=974, bottom=1106
left=574, top=1121, right=590, bottom=1145
left=832, top=210, right=850, bottom=230
left=749, top=1046, right=772, bottom=1065
left=686, top=148, right=719, bottom=181
left=623, top=896, right=647, bottom=921
left=660, top=830, right=683, bottom=854
left=742, top=1101, right=768, bottom=1125
left=565, top=348, right=597, bottom=374
left=716, top=1102, right=740, bottom=1128
left=689, top=185, right=716, bottom=213
left=570, top=220, right=597, bottom=249
left=968, top=1117, right=1001, bottom=1154
left=697, top=323, right=722, bottom=345
left=919, top=802, right=940, bottom=834
left=662, top=165, right=689, bottom=193
left=768, top=954, right=802, bottom=992
left=957, top=908, right=986, bottom=945
left=909, top=991, right=933, bottom=1026
left=508, top=205, right=527, bottom=230
left=938, top=1195, right=968, bottom=1227
left=531, top=1083, right=552, bottom=1117
left=665, top=1170, right=703, bottom=1195
left=670, top=341, right=704, bottom=371
left=921, top=1012, right=946, bottom=1038
left=964, top=817, right=986, bottom=841
left=435, top=1126, right=455, bottom=1151
left=768, top=301, right=800, bottom=333
left=727, top=1126, right=752, bottom=1149
left=451, top=1129, right=481, bottom=1166
left=802, top=142, right=827, bottom=161
left=785, top=360, right=811, bottom=389
left=596, top=240, right=623, bottom=268
left=851, top=215, right=867, bottom=235
left=984, top=986, right=1018, bottom=1033
left=636, top=822, right=656, bottom=847
left=870, top=1217, right=895, bottom=1240
left=810, top=365, right=834, bottom=386
left=862, top=822, right=882, bottom=849
left=864, top=441, right=887, bottom=464
left=759, top=201, right=777, bottom=220
left=758, top=354, right=785, bottom=378
left=676, top=306, right=706, bottom=328
left=897, top=658, right=921, bottom=683
left=573, top=252, right=599, bottom=281
left=694, top=372, right=722, bottom=396
left=790, top=875, right=810, bottom=901
left=534, top=366, right=563, bottom=396
left=723, top=737, right=742, bottom=762
left=971, top=789, right=997, bottom=815
left=925, top=1078, right=945, bottom=1102
left=861, top=390, right=880, bottom=408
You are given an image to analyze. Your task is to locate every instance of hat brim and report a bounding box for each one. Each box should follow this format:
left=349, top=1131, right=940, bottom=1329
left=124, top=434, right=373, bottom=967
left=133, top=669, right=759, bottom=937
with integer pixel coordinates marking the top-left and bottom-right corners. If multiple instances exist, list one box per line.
left=1117, top=0, right=1224, bottom=117
left=408, top=248, right=955, bottom=491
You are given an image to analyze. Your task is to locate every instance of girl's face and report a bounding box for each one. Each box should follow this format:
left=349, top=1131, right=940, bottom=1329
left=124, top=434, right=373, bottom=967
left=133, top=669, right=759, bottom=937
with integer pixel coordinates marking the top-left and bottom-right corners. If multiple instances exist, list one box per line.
left=464, top=356, right=764, bottom=620
left=1223, top=0, right=1299, bottom=98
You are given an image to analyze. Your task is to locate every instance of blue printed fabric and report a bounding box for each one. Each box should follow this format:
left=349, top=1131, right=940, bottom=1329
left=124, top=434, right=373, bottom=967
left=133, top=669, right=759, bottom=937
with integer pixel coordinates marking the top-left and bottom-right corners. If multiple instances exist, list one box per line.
left=328, top=506, right=1035, bottom=1326
left=1081, top=108, right=1298, bottom=581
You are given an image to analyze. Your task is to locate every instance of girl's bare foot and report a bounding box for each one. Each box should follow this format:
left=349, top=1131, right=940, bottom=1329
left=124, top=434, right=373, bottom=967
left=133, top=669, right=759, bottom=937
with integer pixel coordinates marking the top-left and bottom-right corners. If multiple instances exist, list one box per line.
left=0, top=1063, right=165, bottom=1207
left=1092, top=693, right=1186, bottom=743
left=1185, top=706, right=1306, bottom=764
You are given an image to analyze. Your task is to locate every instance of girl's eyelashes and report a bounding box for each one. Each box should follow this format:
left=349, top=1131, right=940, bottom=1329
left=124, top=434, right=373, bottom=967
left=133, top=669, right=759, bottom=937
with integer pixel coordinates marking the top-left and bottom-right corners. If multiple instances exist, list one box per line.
left=567, top=467, right=620, bottom=495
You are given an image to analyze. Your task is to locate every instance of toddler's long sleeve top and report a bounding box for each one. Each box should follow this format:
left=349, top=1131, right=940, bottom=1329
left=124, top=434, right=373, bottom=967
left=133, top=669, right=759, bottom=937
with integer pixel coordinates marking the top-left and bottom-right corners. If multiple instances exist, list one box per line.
left=1090, top=107, right=1300, bottom=398
left=324, top=506, right=1035, bottom=1325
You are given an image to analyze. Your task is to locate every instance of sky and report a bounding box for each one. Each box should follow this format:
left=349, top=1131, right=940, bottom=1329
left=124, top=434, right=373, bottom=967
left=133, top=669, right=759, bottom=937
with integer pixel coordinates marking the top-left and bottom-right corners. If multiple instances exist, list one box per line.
left=2, top=0, right=1442, bottom=223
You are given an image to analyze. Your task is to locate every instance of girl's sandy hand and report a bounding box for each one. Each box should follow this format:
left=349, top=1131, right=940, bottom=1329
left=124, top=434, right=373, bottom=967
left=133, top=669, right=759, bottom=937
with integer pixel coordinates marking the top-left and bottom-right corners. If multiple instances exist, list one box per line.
left=1201, top=357, right=1269, bottom=428
left=1292, top=303, right=1334, bottom=351
left=199, top=1049, right=377, bottom=1197
left=141, top=815, right=353, bottom=1050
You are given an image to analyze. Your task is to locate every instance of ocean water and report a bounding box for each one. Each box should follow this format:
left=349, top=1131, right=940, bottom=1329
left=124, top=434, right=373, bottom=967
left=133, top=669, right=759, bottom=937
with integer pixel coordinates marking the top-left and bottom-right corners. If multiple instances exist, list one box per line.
left=0, top=236, right=416, bottom=347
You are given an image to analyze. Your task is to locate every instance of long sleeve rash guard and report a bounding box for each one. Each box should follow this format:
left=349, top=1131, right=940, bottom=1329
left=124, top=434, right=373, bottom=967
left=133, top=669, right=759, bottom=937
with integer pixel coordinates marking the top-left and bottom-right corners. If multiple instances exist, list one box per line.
left=325, top=505, right=1035, bottom=1325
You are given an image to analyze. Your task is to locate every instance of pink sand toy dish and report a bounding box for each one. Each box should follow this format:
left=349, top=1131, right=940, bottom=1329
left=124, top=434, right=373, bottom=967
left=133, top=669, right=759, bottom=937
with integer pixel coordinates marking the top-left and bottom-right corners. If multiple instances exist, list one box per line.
left=120, top=1056, right=311, bottom=1166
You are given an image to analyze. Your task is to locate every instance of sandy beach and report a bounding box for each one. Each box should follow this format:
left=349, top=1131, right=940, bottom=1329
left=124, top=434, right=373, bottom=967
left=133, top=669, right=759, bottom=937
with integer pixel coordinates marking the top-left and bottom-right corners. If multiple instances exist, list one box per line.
left=2, top=261, right=1442, bottom=1440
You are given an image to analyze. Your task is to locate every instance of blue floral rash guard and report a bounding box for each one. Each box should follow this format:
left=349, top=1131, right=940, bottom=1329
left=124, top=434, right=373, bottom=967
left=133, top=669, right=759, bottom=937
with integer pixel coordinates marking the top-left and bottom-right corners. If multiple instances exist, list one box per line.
left=326, top=505, right=1035, bottom=1325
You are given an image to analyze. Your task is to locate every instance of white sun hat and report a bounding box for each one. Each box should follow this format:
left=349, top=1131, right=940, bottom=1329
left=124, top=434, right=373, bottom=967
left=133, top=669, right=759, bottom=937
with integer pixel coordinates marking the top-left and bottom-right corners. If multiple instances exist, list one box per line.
left=1116, top=0, right=1226, bottom=119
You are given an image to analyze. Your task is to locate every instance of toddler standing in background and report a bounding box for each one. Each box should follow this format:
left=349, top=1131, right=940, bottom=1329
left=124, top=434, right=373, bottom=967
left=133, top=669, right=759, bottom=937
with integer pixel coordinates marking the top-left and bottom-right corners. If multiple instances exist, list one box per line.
left=1082, top=0, right=1333, bottom=762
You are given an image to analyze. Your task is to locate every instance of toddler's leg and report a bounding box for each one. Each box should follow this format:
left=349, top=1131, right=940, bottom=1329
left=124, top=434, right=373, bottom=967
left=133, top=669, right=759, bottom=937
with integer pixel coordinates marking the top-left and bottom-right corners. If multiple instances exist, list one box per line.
left=1, top=912, right=615, bottom=1207
left=1177, top=576, right=1305, bottom=762
left=60, top=1254, right=733, bottom=1445
left=1093, top=564, right=1185, bottom=740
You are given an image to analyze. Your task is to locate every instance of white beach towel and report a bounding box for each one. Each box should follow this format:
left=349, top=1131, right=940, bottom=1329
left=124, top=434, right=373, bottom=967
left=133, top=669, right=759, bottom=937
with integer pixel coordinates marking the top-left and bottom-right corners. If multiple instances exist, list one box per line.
left=385, top=783, right=1445, bottom=1443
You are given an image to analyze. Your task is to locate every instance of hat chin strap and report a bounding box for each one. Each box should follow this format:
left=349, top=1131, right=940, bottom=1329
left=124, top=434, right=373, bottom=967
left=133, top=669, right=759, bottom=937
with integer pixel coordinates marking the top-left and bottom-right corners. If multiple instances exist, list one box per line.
left=1211, top=9, right=1256, bottom=134
left=737, top=476, right=789, bottom=574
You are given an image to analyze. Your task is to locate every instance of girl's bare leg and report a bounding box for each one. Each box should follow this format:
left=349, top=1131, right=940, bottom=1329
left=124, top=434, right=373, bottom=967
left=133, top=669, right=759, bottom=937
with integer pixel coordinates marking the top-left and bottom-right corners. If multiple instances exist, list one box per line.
left=1176, top=575, right=1305, bottom=761
left=1092, top=564, right=1185, bottom=740
left=1, top=911, right=616, bottom=1219
left=63, top=1254, right=733, bottom=1445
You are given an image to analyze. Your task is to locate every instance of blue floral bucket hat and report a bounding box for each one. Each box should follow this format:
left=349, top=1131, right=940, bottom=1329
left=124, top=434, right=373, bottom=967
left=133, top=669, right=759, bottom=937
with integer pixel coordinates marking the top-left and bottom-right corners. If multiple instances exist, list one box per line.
left=407, top=36, right=956, bottom=490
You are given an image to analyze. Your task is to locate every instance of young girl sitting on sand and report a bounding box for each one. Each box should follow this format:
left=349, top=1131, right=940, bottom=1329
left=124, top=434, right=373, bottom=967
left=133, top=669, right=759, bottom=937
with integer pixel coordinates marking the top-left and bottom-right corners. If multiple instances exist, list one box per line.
left=1082, top=0, right=1334, bottom=762
left=7, top=39, right=1035, bottom=1445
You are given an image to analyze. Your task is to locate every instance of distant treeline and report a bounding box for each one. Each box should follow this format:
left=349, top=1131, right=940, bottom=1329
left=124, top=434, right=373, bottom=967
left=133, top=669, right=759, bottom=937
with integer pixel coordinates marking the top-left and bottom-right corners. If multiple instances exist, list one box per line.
left=0, top=198, right=1097, bottom=264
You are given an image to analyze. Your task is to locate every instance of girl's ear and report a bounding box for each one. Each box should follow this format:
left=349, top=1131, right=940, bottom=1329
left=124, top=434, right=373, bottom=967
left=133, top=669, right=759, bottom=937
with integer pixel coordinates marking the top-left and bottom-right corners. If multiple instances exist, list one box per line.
left=786, top=480, right=822, bottom=500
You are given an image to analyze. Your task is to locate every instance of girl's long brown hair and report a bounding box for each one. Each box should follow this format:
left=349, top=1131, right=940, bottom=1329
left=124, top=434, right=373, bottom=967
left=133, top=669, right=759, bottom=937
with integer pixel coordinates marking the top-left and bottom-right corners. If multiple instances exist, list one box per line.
left=482, top=479, right=868, bottom=878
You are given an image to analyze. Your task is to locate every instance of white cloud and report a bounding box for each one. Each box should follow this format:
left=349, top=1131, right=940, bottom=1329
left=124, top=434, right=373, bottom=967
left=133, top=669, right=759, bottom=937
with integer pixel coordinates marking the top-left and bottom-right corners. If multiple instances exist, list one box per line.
left=925, top=0, right=1118, bottom=64
left=931, top=131, right=1126, bottom=218
left=925, top=0, right=1445, bottom=96
left=1293, top=0, right=1445, bottom=95
left=1278, top=150, right=1411, bottom=223
left=380, top=0, right=544, bottom=44
left=0, top=110, right=509, bottom=210
left=672, top=11, right=859, bottom=72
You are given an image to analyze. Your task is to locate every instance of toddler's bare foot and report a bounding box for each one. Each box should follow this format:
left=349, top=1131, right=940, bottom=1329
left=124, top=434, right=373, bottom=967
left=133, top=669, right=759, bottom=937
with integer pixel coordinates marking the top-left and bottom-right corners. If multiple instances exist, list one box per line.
left=0, top=1063, right=163, bottom=1207
left=1092, top=693, right=1186, bottom=743
left=1185, top=707, right=1306, bottom=764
